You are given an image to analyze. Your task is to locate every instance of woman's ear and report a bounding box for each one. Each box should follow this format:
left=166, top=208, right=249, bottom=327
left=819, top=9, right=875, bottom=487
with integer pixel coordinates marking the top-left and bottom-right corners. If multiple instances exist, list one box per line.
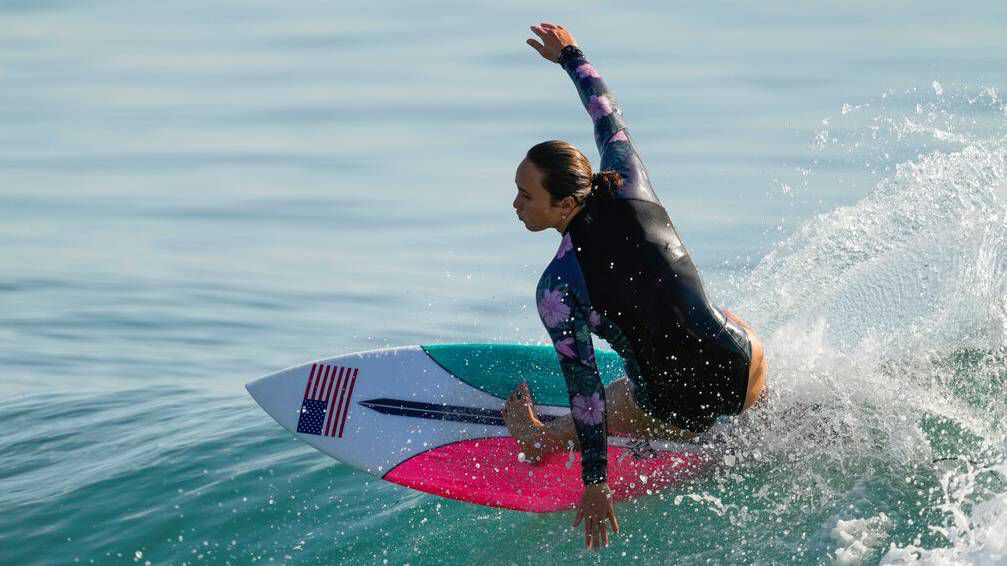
left=561, top=195, right=579, bottom=213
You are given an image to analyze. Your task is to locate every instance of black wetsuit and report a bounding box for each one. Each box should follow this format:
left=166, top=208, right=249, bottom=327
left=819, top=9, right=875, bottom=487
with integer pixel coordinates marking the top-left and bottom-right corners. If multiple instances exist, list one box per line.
left=536, top=46, right=753, bottom=485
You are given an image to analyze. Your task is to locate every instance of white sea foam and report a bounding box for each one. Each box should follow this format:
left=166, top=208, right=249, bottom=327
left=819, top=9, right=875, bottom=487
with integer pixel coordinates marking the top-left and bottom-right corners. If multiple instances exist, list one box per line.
left=880, top=444, right=1007, bottom=565
left=724, top=86, right=1007, bottom=564
left=831, top=513, right=892, bottom=565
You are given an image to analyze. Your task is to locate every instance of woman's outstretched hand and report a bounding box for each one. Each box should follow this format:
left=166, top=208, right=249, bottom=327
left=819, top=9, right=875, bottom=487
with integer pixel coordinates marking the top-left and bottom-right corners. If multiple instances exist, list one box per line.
left=573, top=483, right=620, bottom=551
left=527, top=22, right=577, bottom=63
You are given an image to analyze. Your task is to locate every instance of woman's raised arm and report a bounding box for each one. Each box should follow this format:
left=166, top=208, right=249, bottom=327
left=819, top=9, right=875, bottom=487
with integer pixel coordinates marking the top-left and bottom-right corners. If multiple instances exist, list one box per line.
left=527, top=23, right=659, bottom=204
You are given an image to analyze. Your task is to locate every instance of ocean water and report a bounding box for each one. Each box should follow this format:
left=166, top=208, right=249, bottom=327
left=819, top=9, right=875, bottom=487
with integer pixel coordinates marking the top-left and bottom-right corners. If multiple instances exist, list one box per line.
left=1, top=1, right=1006, bottom=564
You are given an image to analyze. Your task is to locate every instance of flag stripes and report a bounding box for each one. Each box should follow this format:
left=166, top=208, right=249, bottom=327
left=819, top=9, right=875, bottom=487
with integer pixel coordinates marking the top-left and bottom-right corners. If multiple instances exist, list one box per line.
left=296, top=363, right=359, bottom=437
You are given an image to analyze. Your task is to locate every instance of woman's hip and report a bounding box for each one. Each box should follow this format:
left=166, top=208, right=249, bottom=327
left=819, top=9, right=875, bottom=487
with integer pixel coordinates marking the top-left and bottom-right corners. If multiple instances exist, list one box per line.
left=723, top=309, right=768, bottom=411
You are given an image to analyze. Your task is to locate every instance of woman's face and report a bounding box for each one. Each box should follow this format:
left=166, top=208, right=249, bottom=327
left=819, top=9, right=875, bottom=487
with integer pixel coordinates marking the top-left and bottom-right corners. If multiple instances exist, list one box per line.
left=513, top=158, right=573, bottom=232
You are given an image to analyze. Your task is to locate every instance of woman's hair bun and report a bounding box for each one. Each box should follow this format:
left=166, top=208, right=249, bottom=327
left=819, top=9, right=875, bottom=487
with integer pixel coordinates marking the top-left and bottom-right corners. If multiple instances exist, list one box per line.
left=590, top=170, right=623, bottom=199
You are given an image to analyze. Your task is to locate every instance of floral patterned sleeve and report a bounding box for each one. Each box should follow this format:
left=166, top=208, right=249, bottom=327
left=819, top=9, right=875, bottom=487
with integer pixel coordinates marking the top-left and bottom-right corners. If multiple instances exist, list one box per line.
left=557, top=45, right=660, bottom=204
left=536, top=234, right=607, bottom=485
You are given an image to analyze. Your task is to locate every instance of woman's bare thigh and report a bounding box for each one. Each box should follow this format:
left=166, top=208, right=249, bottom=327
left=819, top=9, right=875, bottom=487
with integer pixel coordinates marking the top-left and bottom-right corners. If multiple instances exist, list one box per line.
left=604, top=377, right=697, bottom=441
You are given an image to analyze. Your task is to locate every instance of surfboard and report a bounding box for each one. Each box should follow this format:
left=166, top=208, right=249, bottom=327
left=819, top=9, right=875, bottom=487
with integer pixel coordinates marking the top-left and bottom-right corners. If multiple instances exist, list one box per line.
left=246, top=344, right=715, bottom=513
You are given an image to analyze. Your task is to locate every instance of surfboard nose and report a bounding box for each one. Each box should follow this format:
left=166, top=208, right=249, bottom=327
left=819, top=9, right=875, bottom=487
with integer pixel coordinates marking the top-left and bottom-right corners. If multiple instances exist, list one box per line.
left=245, top=372, right=279, bottom=410
left=244, top=377, right=266, bottom=406
left=245, top=367, right=310, bottom=431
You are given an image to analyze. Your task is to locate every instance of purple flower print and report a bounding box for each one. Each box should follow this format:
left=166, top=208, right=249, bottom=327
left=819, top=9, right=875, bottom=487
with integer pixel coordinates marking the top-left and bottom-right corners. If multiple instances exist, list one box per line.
left=588, top=310, right=601, bottom=330
left=555, top=337, right=576, bottom=359
left=571, top=393, right=605, bottom=426
left=574, top=63, right=600, bottom=79
left=609, top=131, right=628, bottom=143
left=556, top=233, right=573, bottom=259
left=538, top=289, right=570, bottom=328
left=587, top=95, right=613, bottom=121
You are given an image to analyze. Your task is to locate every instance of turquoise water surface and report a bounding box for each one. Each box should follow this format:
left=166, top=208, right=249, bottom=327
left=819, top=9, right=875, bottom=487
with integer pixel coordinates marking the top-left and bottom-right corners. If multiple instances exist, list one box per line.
left=2, top=2, right=1006, bottom=564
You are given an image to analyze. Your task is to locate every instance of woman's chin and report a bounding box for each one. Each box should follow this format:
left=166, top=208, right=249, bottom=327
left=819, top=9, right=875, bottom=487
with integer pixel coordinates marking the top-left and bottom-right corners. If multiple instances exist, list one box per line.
left=517, top=217, right=547, bottom=232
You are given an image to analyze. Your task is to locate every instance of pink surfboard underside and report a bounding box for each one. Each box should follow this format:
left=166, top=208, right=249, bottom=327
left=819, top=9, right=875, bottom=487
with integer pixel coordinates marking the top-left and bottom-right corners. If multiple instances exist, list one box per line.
left=383, top=437, right=709, bottom=513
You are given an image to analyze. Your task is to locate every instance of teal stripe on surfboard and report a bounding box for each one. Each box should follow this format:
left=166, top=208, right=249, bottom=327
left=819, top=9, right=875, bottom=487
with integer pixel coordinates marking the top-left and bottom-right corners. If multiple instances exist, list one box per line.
left=421, top=344, right=624, bottom=406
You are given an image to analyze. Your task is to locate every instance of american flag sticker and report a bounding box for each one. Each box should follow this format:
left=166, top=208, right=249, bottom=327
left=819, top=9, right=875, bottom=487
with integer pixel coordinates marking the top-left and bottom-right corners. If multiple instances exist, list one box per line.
left=296, top=363, right=359, bottom=438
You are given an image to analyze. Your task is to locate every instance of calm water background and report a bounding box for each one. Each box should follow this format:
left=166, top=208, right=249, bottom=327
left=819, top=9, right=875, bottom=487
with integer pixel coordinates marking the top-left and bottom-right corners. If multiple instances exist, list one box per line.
left=2, top=2, right=1006, bottom=564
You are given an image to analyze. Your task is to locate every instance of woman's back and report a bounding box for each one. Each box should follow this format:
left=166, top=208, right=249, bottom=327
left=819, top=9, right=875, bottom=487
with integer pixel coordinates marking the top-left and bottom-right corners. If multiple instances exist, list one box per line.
left=563, top=194, right=750, bottom=432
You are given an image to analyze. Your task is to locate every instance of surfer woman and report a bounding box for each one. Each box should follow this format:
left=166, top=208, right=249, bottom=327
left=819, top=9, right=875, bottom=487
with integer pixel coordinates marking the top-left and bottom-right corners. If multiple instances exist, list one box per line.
left=501, top=23, right=768, bottom=550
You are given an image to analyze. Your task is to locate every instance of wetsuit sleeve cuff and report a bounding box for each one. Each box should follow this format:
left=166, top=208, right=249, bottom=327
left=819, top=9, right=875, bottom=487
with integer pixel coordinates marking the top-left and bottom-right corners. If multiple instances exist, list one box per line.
left=558, top=45, right=585, bottom=69
left=581, top=461, right=607, bottom=485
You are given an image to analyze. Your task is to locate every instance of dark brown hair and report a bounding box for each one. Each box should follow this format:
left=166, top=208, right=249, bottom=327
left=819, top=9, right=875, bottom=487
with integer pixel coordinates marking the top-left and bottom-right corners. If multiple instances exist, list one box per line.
left=526, top=140, right=623, bottom=204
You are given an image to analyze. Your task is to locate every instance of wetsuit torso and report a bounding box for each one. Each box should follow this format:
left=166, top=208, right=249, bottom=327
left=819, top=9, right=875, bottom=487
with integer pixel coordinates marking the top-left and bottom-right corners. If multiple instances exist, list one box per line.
left=536, top=46, right=753, bottom=485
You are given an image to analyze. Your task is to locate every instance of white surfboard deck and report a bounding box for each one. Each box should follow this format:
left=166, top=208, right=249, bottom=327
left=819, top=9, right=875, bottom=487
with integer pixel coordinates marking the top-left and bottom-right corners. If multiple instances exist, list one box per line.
left=247, top=344, right=720, bottom=513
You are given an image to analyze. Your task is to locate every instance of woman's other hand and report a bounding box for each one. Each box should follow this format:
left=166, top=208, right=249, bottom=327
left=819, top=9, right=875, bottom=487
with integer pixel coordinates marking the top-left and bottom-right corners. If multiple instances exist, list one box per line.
left=527, top=22, right=577, bottom=63
left=572, top=483, right=620, bottom=551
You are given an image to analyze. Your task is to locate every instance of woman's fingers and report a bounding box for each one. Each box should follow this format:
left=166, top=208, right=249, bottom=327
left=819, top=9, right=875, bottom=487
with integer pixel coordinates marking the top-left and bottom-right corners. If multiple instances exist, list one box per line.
left=530, top=24, right=561, bottom=43
left=578, top=518, right=607, bottom=550
left=527, top=23, right=573, bottom=63
left=589, top=519, right=606, bottom=550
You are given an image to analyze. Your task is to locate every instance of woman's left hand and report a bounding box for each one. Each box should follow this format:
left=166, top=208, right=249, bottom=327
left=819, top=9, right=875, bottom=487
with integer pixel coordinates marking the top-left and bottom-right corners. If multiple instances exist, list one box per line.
left=527, top=22, right=577, bottom=63
left=573, top=483, right=620, bottom=550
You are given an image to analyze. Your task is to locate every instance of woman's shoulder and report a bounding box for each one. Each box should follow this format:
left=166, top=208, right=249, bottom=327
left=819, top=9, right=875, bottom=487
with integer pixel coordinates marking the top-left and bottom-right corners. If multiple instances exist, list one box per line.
left=537, top=233, right=589, bottom=296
